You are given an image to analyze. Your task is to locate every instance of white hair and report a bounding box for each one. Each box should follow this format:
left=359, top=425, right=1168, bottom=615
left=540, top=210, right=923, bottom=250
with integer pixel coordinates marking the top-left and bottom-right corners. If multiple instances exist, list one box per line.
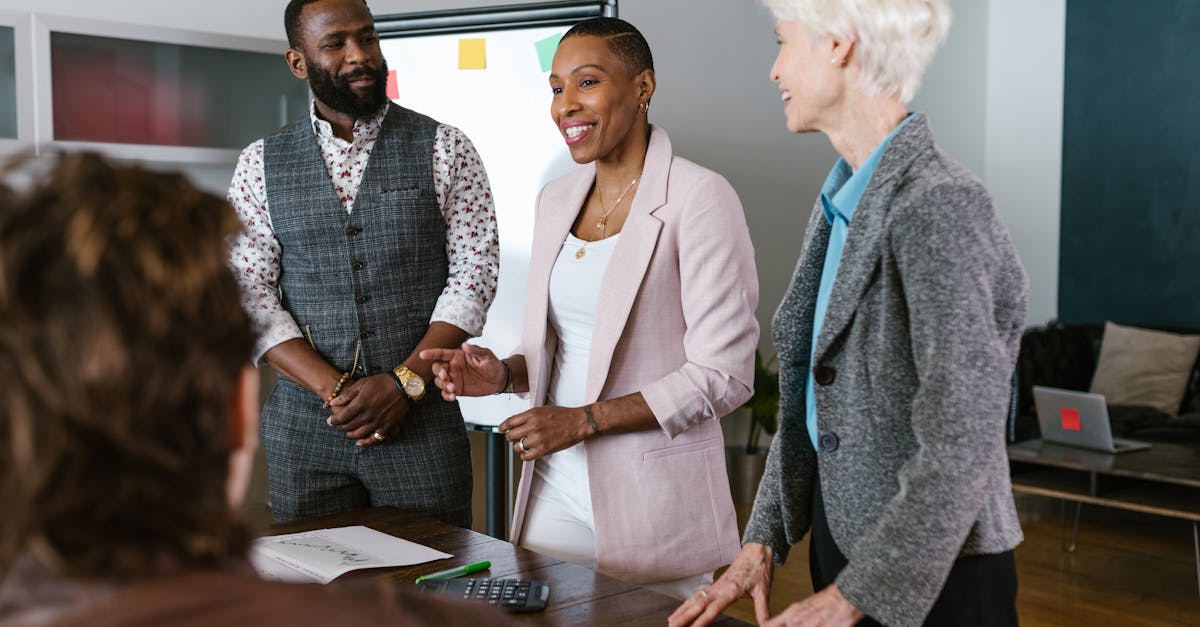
left=762, top=0, right=952, bottom=104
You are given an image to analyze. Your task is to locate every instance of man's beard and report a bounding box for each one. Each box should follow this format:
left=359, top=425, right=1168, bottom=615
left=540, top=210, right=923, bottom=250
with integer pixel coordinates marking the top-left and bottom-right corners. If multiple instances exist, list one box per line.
left=307, top=58, right=390, bottom=119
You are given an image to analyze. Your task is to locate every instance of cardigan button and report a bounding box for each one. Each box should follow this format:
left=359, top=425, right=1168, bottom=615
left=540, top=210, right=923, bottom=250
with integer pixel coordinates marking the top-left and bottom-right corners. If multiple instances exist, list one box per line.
left=346, top=227, right=361, bottom=236
left=818, top=432, right=840, bottom=453
left=813, top=366, right=836, bottom=386
left=355, top=294, right=370, bottom=304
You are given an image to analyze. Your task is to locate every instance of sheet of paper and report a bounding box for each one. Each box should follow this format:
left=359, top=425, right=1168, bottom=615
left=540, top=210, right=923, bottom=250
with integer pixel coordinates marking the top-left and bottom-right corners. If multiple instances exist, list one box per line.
left=459, top=38, right=487, bottom=69
left=251, top=525, right=451, bottom=584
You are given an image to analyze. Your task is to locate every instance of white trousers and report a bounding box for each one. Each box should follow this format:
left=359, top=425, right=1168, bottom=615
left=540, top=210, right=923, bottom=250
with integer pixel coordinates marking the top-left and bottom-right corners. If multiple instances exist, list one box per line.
left=519, top=463, right=713, bottom=600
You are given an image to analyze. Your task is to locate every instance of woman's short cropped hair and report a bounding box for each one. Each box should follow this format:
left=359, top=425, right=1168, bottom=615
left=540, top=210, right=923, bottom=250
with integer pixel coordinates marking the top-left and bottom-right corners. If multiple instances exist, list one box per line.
left=762, top=0, right=951, bottom=104
left=0, top=153, right=255, bottom=579
left=561, top=17, right=654, bottom=78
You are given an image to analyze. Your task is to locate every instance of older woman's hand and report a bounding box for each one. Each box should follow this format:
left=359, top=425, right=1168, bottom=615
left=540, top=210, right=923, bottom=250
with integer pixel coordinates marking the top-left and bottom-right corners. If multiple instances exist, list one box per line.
left=498, top=406, right=592, bottom=461
left=761, top=584, right=863, bottom=627
left=668, top=542, right=774, bottom=627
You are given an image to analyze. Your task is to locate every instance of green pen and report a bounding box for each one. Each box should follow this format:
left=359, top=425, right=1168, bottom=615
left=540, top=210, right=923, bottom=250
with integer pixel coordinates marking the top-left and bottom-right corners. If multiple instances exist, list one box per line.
left=414, top=560, right=491, bottom=583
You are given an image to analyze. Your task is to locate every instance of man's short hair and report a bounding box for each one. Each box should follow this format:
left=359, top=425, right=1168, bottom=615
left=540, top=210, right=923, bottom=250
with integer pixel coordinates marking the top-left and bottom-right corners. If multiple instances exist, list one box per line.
left=561, top=17, right=655, bottom=78
left=0, top=153, right=255, bottom=579
left=284, top=0, right=372, bottom=49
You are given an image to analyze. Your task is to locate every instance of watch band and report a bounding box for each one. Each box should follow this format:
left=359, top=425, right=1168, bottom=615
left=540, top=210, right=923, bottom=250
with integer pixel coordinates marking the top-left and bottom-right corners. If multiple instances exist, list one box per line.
left=392, top=364, right=426, bottom=401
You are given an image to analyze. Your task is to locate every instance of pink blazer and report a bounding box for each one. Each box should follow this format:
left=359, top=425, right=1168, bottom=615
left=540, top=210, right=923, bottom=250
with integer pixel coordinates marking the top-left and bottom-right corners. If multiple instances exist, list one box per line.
left=510, top=127, right=759, bottom=584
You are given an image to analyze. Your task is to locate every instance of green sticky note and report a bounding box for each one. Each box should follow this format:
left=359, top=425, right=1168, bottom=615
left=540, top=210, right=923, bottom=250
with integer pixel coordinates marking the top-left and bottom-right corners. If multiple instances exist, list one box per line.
left=535, top=33, right=563, bottom=73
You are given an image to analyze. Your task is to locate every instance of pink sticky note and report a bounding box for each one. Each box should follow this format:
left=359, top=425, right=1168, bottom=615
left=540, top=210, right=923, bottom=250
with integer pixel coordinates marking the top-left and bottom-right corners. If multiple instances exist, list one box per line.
left=1060, top=407, right=1082, bottom=432
left=386, top=70, right=399, bottom=101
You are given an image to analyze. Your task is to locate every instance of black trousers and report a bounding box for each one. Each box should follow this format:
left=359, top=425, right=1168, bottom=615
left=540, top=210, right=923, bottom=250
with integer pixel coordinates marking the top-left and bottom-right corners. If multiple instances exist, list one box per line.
left=809, top=471, right=1019, bottom=627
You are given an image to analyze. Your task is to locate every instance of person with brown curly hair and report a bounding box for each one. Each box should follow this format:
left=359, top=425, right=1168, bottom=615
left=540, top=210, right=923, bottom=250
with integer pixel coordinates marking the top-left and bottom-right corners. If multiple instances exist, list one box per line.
left=0, top=153, right=510, bottom=627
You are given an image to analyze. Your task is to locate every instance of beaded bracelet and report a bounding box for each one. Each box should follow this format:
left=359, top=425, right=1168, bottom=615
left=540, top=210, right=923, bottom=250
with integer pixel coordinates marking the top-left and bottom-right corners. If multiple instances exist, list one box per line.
left=324, top=371, right=352, bottom=408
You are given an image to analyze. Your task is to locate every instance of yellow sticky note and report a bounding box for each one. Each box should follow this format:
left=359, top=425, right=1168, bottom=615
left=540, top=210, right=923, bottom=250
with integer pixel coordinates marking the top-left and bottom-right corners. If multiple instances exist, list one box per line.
left=458, top=38, right=487, bottom=70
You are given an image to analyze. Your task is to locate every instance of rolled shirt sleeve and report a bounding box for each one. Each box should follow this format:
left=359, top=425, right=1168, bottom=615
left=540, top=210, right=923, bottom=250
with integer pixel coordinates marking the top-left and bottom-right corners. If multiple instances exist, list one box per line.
left=227, top=140, right=304, bottom=365
left=431, top=124, right=499, bottom=337
left=640, top=173, right=759, bottom=438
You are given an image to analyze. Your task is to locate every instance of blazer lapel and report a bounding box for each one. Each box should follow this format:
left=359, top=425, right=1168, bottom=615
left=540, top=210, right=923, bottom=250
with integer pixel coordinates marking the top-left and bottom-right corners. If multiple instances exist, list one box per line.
left=526, top=167, right=594, bottom=404
left=773, top=198, right=829, bottom=364
left=585, top=127, right=671, bottom=401
left=814, top=115, right=931, bottom=360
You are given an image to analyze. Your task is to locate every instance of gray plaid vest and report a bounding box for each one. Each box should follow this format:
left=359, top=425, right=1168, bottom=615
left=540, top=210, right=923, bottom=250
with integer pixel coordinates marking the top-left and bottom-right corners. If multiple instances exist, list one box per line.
left=264, top=104, right=446, bottom=375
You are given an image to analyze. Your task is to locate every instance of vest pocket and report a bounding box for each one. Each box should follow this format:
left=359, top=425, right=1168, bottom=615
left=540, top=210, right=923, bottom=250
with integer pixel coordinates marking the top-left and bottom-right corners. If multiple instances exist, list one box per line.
left=379, top=185, right=423, bottom=200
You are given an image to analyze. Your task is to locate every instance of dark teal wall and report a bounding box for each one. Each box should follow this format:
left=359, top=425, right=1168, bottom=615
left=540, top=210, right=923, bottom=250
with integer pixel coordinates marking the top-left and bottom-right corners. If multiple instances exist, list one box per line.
left=1059, top=0, right=1200, bottom=330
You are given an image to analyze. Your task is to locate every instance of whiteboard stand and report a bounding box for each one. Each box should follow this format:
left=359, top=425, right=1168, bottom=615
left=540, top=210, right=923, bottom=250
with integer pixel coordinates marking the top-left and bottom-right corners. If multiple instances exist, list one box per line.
left=466, top=421, right=510, bottom=540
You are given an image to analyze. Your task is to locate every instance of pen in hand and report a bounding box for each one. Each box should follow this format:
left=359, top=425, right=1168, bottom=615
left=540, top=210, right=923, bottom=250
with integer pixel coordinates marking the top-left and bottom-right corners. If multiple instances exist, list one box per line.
left=415, top=560, right=491, bottom=583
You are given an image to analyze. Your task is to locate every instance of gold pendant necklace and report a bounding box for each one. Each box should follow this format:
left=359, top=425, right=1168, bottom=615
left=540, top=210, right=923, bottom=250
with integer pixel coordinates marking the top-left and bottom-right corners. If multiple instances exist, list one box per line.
left=576, top=176, right=640, bottom=259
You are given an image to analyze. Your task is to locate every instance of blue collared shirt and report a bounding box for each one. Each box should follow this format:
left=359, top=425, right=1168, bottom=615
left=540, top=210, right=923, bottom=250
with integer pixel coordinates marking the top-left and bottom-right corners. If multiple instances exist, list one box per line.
left=805, top=115, right=911, bottom=450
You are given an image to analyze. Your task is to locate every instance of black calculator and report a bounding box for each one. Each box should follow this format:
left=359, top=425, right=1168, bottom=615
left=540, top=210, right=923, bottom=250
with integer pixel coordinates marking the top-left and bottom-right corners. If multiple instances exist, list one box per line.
left=417, top=577, right=550, bottom=613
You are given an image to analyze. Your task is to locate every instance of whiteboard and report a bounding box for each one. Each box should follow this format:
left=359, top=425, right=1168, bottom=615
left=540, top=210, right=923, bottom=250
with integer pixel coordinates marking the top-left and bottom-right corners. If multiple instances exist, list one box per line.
left=380, top=6, right=609, bottom=426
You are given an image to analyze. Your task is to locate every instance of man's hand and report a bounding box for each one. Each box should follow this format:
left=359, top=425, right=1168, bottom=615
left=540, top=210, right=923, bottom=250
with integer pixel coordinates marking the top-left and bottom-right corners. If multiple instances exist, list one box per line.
left=669, top=542, right=775, bottom=627
left=327, top=374, right=410, bottom=445
left=497, top=405, right=591, bottom=461
left=762, top=584, right=864, bottom=627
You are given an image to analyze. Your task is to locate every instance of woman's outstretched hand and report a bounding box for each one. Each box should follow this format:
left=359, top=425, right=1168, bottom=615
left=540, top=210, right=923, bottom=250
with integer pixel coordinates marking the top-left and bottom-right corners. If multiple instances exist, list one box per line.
left=668, top=542, right=775, bottom=626
left=419, top=343, right=508, bottom=401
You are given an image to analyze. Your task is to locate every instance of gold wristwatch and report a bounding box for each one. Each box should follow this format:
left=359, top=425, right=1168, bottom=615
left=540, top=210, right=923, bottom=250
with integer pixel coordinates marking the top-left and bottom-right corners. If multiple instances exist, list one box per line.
left=392, top=364, right=426, bottom=401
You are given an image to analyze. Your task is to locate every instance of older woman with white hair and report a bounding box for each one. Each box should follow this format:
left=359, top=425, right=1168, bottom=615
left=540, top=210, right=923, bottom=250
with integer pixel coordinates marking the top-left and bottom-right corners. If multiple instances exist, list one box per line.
left=671, top=1, right=1027, bottom=626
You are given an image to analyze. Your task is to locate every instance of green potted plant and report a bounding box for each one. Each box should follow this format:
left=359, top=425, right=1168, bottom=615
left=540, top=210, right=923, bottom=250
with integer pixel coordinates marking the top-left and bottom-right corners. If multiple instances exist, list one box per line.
left=726, top=350, right=779, bottom=505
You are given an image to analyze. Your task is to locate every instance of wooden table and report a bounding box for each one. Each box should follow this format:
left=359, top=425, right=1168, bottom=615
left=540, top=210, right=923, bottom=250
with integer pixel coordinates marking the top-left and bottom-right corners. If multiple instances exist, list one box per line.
left=270, top=507, right=749, bottom=626
left=1007, top=439, right=1200, bottom=596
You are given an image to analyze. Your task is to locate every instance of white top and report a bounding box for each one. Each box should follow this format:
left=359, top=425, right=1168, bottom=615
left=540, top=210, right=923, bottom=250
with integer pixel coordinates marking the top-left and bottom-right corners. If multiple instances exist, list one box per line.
left=227, top=102, right=499, bottom=363
left=535, top=231, right=621, bottom=522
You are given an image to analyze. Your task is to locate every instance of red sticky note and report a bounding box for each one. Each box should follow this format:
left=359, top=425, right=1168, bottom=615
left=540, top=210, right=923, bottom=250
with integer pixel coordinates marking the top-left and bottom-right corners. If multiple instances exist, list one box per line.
left=1060, top=407, right=1082, bottom=431
left=386, top=70, right=399, bottom=100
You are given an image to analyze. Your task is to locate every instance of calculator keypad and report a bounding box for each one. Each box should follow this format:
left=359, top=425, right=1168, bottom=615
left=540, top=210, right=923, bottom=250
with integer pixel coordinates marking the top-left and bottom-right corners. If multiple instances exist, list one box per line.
left=462, top=578, right=532, bottom=608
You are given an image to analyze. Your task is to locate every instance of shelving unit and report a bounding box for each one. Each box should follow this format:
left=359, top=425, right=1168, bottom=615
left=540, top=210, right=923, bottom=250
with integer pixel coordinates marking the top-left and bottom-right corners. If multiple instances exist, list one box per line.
left=2, top=13, right=309, bottom=163
left=0, top=10, right=34, bottom=155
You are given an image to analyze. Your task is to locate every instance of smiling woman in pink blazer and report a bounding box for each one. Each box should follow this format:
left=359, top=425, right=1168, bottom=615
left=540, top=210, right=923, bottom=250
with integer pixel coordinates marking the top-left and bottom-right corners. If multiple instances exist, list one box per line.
left=421, top=17, right=758, bottom=598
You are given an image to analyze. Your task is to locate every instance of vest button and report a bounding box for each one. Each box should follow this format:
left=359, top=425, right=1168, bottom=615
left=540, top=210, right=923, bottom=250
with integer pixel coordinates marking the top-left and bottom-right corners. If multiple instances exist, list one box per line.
left=359, top=331, right=372, bottom=339
left=818, top=432, right=840, bottom=453
left=813, top=366, right=836, bottom=386
left=346, top=227, right=360, bottom=236
left=352, top=261, right=365, bottom=271
left=356, top=294, right=370, bottom=304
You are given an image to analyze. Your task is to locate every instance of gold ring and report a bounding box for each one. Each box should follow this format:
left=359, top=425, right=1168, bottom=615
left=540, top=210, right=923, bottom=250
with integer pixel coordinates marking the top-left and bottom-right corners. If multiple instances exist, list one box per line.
left=698, top=589, right=709, bottom=600
left=518, top=436, right=529, bottom=453
left=372, top=431, right=385, bottom=442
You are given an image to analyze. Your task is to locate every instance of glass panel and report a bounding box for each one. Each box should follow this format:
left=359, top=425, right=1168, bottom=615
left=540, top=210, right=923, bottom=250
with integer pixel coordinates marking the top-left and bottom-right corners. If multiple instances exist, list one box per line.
left=50, top=32, right=308, bottom=148
left=0, top=26, right=16, bottom=139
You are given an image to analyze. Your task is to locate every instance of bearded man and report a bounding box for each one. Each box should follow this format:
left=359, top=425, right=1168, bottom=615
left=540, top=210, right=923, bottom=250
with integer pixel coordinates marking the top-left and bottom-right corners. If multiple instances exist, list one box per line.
left=228, top=0, right=498, bottom=524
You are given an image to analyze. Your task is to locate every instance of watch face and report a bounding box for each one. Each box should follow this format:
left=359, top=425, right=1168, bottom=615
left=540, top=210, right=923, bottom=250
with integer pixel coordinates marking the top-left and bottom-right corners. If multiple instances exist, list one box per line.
left=404, top=377, right=425, bottom=396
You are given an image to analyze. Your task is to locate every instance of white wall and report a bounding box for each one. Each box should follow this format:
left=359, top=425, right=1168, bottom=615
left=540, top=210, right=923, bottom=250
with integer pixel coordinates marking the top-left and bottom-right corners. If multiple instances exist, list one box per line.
left=0, top=0, right=1064, bottom=329
left=984, top=0, right=1065, bottom=326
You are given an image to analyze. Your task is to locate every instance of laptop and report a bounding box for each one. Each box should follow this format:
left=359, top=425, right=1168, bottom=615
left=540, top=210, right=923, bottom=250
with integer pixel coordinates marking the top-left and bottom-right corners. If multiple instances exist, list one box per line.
left=1032, top=386, right=1152, bottom=453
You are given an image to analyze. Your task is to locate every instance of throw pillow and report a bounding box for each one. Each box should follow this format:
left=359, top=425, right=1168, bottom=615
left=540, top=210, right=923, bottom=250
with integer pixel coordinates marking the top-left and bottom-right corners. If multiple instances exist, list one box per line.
left=1089, top=321, right=1200, bottom=417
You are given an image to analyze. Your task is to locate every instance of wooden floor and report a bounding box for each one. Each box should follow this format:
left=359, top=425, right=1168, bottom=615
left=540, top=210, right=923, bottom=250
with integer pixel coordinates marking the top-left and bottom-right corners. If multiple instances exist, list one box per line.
left=722, top=495, right=1200, bottom=626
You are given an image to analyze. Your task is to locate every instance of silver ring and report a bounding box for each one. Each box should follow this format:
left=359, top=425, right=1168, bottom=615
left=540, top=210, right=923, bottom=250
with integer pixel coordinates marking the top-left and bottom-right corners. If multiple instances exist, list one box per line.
left=518, top=436, right=529, bottom=453
left=372, top=431, right=385, bottom=442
